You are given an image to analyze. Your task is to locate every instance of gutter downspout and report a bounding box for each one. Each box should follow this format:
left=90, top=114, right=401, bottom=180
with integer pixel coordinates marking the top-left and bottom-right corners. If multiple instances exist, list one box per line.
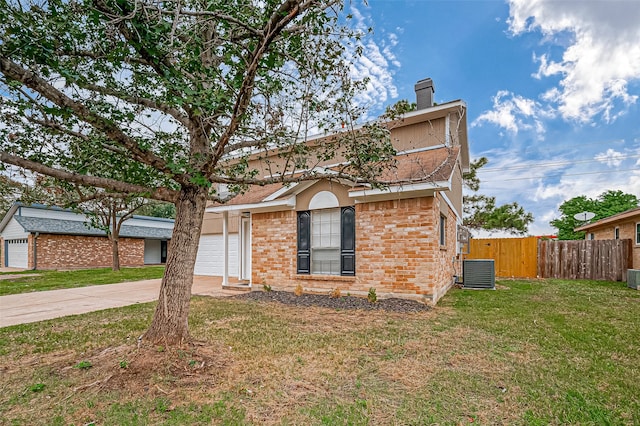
left=32, top=232, right=39, bottom=270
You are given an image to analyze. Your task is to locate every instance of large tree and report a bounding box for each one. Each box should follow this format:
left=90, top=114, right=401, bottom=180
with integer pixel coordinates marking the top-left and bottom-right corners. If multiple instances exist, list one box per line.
left=0, top=0, right=396, bottom=345
left=550, top=190, right=639, bottom=240
left=463, top=157, right=533, bottom=235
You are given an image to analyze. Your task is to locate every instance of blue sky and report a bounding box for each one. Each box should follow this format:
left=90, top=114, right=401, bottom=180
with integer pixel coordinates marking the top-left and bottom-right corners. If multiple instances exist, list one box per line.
left=349, top=0, right=640, bottom=236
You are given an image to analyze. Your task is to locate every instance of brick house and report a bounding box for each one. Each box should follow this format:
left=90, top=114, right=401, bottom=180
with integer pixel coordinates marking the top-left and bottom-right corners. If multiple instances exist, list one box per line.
left=194, top=78, right=470, bottom=304
left=0, top=203, right=173, bottom=269
left=574, top=206, right=640, bottom=269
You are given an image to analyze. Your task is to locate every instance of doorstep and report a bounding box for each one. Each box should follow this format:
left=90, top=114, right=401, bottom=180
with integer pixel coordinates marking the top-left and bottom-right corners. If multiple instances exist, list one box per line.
left=222, top=282, right=251, bottom=292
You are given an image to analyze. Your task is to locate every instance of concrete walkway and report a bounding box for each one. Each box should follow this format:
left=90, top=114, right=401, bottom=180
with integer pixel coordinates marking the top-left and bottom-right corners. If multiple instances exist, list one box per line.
left=0, top=276, right=240, bottom=328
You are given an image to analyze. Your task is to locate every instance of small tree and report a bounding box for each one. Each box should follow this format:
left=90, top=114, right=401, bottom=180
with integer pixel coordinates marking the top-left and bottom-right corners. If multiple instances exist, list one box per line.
left=551, top=190, right=639, bottom=240
left=38, top=179, right=151, bottom=271
left=463, top=157, right=533, bottom=235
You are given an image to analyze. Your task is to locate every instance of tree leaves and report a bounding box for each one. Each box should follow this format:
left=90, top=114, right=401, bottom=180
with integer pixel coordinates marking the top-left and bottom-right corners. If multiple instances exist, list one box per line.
left=463, top=157, right=533, bottom=235
left=550, top=190, right=639, bottom=240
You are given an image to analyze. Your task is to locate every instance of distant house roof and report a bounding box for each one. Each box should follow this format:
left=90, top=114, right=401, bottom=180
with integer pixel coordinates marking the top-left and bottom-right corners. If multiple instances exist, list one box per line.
left=574, top=206, right=640, bottom=232
left=13, top=216, right=173, bottom=239
left=0, top=202, right=174, bottom=239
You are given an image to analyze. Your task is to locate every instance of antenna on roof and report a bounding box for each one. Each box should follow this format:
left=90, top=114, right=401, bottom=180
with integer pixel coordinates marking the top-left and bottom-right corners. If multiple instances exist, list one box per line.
left=573, top=211, right=595, bottom=222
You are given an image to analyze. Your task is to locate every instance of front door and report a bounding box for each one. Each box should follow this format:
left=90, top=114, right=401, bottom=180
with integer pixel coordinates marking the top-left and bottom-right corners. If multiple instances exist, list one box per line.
left=239, top=216, right=251, bottom=281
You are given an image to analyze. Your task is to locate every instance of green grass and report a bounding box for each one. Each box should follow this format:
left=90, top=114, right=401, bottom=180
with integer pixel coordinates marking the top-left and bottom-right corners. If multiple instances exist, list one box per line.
left=0, top=278, right=638, bottom=425
left=0, top=266, right=165, bottom=296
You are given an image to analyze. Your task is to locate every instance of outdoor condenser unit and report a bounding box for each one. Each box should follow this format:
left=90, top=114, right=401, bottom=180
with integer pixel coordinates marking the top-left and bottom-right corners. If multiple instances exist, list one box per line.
left=463, top=259, right=495, bottom=289
left=628, top=269, right=640, bottom=290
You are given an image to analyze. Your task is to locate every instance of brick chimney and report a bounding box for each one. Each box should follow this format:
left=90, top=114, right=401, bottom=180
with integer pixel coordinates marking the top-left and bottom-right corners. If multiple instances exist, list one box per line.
left=415, top=78, right=435, bottom=109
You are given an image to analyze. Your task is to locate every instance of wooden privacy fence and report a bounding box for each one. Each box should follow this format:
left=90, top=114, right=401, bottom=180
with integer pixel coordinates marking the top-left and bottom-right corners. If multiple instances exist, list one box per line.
left=466, top=237, right=631, bottom=281
left=467, top=237, right=538, bottom=278
left=538, top=239, right=631, bottom=281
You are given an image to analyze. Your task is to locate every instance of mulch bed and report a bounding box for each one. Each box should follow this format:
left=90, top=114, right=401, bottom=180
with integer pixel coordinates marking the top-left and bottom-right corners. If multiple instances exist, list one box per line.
left=232, top=290, right=431, bottom=313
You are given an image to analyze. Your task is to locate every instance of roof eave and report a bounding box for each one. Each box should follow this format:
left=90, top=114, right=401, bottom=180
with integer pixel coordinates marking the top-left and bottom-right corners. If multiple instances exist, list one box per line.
left=205, top=196, right=297, bottom=213
left=575, top=207, right=640, bottom=232
left=0, top=203, right=21, bottom=233
left=348, top=180, right=451, bottom=203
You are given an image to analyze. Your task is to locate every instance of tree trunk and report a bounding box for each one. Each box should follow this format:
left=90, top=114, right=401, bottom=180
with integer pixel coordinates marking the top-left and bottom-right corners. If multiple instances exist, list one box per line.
left=143, top=185, right=208, bottom=346
left=111, top=236, right=120, bottom=271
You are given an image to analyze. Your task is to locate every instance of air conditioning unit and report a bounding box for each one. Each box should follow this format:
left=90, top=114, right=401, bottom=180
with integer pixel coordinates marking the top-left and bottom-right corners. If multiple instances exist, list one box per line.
left=628, top=269, right=640, bottom=290
left=463, top=259, right=495, bottom=290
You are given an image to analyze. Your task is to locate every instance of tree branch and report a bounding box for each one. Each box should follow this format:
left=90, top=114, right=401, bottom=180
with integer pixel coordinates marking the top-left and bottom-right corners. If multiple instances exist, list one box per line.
left=92, top=0, right=196, bottom=118
left=209, top=0, right=310, bottom=170
left=0, top=56, right=181, bottom=182
left=25, top=116, right=90, bottom=141
left=78, top=81, right=191, bottom=128
left=0, top=151, right=178, bottom=203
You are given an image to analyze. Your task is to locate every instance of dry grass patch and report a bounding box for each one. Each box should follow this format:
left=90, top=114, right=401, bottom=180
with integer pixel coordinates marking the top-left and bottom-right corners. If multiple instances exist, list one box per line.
left=1, top=279, right=639, bottom=424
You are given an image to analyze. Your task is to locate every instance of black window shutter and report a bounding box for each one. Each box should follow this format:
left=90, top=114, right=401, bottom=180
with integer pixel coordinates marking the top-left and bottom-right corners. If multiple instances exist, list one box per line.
left=297, top=211, right=310, bottom=274
left=341, top=206, right=356, bottom=276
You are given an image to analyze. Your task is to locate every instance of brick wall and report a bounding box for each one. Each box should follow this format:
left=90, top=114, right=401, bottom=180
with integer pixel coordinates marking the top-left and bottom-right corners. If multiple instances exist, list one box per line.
left=34, top=234, right=145, bottom=269
left=252, top=210, right=298, bottom=285
left=250, top=195, right=457, bottom=304
left=356, top=196, right=456, bottom=303
left=591, top=221, right=640, bottom=269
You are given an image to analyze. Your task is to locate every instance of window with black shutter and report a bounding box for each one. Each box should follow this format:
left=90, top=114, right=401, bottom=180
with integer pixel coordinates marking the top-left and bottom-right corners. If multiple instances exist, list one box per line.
left=341, top=206, right=356, bottom=275
left=297, top=206, right=356, bottom=276
left=297, top=211, right=311, bottom=274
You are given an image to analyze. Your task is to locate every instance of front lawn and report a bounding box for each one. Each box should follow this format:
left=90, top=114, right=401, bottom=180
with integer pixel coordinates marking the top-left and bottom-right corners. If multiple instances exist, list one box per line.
left=0, top=266, right=165, bottom=296
left=0, top=279, right=638, bottom=424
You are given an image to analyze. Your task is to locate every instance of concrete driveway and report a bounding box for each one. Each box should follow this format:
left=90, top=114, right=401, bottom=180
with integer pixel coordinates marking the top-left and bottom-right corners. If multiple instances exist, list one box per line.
left=0, top=276, right=239, bottom=328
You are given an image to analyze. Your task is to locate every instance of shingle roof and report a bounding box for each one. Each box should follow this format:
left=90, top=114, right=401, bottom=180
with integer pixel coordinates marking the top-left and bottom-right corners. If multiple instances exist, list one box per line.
left=14, top=216, right=173, bottom=239
left=215, top=146, right=459, bottom=207
left=372, top=146, right=459, bottom=184
left=225, top=183, right=285, bottom=206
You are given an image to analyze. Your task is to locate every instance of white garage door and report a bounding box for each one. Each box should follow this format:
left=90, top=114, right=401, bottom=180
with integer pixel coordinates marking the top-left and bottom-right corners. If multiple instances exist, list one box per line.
left=6, top=239, right=28, bottom=268
left=194, top=234, right=238, bottom=276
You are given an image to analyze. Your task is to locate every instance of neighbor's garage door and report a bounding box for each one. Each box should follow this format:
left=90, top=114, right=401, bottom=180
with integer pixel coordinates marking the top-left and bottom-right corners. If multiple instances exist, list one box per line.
left=5, top=239, right=28, bottom=268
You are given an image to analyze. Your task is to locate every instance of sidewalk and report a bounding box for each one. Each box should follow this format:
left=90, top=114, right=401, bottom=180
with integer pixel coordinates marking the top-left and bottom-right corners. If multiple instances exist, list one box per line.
left=0, top=276, right=239, bottom=328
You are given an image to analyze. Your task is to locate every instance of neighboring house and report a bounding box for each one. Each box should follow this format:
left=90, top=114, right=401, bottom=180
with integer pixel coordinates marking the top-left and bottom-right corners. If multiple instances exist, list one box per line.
left=194, top=78, right=470, bottom=304
left=0, top=203, right=173, bottom=269
left=575, top=206, right=640, bottom=269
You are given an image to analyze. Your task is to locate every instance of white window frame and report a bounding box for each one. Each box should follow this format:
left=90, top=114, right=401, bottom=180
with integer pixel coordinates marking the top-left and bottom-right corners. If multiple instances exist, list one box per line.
left=636, top=222, right=640, bottom=245
left=311, top=208, right=341, bottom=275
left=614, top=227, right=620, bottom=240
left=439, top=214, right=447, bottom=246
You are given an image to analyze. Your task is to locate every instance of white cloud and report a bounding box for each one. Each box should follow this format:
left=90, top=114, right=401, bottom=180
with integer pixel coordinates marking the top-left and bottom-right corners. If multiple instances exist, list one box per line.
left=471, top=143, right=640, bottom=237
left=508, top=0, right=640, bottom=123
left=472, top=90, right=547, bottom=136
left=594, top=149, right=624, bottom=167
left=348, top=4, right=399, bottom=115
